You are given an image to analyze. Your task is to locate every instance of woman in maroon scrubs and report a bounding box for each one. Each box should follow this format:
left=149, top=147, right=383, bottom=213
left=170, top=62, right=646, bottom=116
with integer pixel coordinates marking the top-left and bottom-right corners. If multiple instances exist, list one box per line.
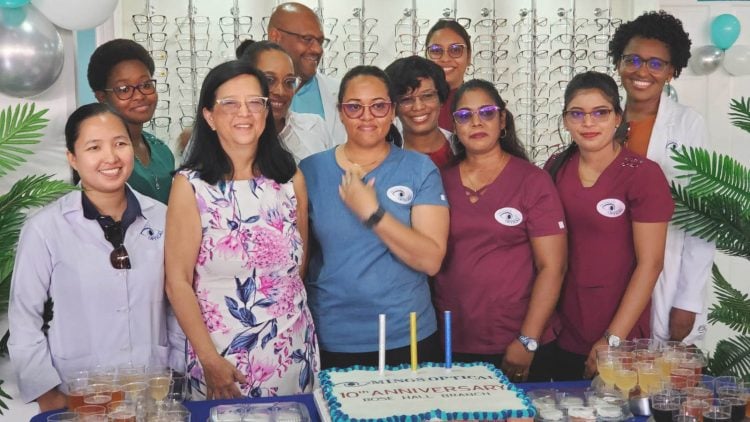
left=434, top=79, right=567, bottom=382
left=545, top=71, right=674, bottom=380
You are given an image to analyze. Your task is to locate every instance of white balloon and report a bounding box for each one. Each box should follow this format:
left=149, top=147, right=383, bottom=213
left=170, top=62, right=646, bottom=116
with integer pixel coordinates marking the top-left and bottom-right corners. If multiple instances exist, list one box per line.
left=0, top=5, right=64, bottom=98
left=31, top=0, right=116, bottom=30
left=688, top=45, right=724, bottom=76
left=723, top=45, right=750, bottom=76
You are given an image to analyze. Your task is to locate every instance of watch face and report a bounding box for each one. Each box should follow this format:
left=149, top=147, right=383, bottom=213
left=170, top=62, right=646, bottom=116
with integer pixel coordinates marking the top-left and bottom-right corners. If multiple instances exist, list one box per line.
left=527, top=339, right=539, bottom=351
left=608, top=336, right=621, bottom=348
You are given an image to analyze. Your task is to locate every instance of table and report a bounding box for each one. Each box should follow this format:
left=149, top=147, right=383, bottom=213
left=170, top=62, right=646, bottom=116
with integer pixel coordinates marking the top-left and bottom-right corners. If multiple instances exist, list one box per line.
left=31, top=380, right=640, bottom=422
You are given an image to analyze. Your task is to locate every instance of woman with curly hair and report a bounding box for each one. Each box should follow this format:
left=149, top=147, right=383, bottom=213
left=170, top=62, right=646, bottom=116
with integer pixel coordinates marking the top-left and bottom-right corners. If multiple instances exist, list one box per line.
left=609, top=11, right=715, bottom=347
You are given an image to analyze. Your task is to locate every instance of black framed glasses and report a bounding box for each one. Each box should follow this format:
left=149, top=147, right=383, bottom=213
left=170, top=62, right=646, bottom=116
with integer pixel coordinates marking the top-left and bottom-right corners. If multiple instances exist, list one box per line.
left=398, top=89, right=440, bottom=110
left=563, top=108, right=614, bottom=123
left=620, top=54, right=671, bottom=74
left=274, top=27, right=330, bottom=49
left=426, top=43, right=466, bottom=60
left=339, top=101, right=393, bottom=119
left=102, top=221, right=131, bottom=269
left=103, top=79, right=157, bottom=100
left=452, top=105, right=502, bottom=125
left=215, top=96, right=269, bottom=114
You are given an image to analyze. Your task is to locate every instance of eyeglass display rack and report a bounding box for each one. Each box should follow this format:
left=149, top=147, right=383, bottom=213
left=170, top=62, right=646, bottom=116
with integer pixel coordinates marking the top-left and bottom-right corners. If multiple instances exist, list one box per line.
left=119, top=0, right=629, bottom=164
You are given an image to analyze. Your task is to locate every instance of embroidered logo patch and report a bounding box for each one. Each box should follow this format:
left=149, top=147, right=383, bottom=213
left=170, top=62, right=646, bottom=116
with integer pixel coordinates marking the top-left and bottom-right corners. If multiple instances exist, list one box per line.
left=558, top=221, right=565, bottom=229
left=387, top=186, right=414, bottom=204
left=140, top=226, right=163, bottom=240
left=494, top=207, right=523, bottom=226
left=596, top=198, right=626, bottom=218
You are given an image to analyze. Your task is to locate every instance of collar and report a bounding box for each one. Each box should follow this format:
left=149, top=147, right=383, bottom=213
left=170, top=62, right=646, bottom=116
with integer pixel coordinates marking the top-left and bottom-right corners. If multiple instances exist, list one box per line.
left=81, top=185, right=143, bottom=233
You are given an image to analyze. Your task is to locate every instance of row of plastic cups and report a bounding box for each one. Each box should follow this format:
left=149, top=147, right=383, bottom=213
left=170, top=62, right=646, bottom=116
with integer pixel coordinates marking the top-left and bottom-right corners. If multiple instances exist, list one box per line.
left=651, top=393, right=746, bottom=422
left=65, top=370, right=188, bottom=412
left=47, top=400, right=190, bottom=421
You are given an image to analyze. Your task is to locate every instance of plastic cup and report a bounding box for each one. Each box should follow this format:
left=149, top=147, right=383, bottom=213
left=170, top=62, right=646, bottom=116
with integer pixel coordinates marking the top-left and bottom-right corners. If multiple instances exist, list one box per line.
left=651, top=393, right=683, bottom=422
left=47, top=412, right=79, bottom=421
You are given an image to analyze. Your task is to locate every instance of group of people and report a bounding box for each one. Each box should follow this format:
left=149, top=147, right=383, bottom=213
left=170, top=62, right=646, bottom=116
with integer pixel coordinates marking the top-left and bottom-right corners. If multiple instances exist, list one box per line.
left=8, top=2, right=715, bottom=412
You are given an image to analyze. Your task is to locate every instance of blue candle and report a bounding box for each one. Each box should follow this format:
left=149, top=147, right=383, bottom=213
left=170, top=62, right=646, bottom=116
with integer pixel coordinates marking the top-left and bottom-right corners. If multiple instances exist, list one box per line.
left=445, top=310, right=452, bottom=370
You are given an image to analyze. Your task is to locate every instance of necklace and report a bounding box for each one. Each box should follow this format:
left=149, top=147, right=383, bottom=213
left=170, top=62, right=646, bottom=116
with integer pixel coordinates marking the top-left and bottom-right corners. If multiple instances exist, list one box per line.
left=340, top=144, right=388, bottom=169
left=461, top=153, right=508, bottom=204
left=133, top=135, right=160, bottom=191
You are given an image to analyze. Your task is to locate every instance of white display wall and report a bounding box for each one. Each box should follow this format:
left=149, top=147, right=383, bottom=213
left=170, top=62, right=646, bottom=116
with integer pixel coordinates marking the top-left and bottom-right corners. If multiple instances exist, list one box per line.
left=115, top=0, right=632, bottom=165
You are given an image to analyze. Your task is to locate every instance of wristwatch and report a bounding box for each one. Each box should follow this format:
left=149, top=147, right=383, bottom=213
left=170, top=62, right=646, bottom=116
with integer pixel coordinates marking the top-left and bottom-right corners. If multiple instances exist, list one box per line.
left=363, top=205, right=385, bottom=229
left=517, top=335, right=539, bottom=352
left=604, top=330, right=621, bottom=348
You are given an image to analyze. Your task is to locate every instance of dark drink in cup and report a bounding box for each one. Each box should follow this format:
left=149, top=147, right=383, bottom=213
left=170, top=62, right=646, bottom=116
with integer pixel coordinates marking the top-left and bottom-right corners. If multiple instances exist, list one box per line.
left=652, top=401, right=680, bottom=422
left=703, top=410, right=730, bottom=422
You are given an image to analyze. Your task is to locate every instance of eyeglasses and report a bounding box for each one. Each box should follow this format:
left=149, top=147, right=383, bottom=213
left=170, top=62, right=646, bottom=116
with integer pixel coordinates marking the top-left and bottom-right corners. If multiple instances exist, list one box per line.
left=215, top=97, right=269, bottom=114
left=102, top=221, right=131, bottom=270
left=221, top=32, right=253, bottom=48
left=588, top=50, right=609, bottom=63
left=344, top=51, right=378, bottom=68
left=343, top=34, right=378, bottom=52
left=452, top=105, right=502, bottom=125
left=177, top=33, right=210, bottom=50
left=176, top=49, right=212, bottom=66
left=179, top=116, right=195, bottom=130
left=563, top=108, right=614, bottom=123
left=264, top=73, right=301, bottom=92
left=398, top=89, right=440, bottom=110
left=473, top=18, right=507, bottom=31
left=474, top=34, right=510, bottom=48
left=620, top=54, right=671, bottom=74
left=175, top=16, right=210, bottom=34
left=132, top=14, right=167, bottom=32
left=551, top=48, right=587, bottom=61
left=344, top=17, right=378, bottom=35
left=103, top=79, right=157, bottom=100
left=426, top=43, right=466, bottom=59
left=474, top=49, right=509, bottom=63
left=274, top=27, right=330, bottom=49
left=339, top=101, right=393, bottom=119
left=219, top=15, right=252, bottom=33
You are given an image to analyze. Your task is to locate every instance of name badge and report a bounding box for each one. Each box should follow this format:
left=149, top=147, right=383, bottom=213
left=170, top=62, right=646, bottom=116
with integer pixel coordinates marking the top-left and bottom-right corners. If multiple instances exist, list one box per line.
left=494, top=207, right=523, bottom=226
left=596, top=198, right=626, bottom=218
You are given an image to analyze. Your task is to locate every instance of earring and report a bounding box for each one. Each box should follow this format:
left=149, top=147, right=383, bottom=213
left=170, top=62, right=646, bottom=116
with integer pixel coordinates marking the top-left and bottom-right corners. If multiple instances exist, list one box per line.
left=500, top=128, right=508, bottom=139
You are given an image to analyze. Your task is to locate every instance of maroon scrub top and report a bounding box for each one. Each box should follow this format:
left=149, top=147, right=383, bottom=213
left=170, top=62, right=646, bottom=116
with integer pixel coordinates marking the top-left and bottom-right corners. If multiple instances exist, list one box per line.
left=549, top=147, right=674, bottom=355
left=438, top=89, right=456, bottom=132
left=434, top=156, right=567, bottom=354
left=427, top=140, right=453, bottom=169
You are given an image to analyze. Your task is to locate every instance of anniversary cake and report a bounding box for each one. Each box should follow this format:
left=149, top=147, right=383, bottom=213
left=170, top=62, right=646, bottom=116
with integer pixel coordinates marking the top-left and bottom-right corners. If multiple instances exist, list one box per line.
left=318, top=362, right=536, bottom=421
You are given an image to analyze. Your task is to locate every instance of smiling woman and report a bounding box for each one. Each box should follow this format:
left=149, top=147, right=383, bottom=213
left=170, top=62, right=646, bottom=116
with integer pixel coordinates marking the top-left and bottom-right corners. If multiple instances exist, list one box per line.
left=87, top=39, right=175, bottom=204
left=609, top=11, right=716, bottom=347
left=239, top=40, right=335, bottom=162
left=8, top=103, right=178, bottom=412
left=544, top=72, right=674, bottom=380
left=165, top=60, right=319, bottom=400
left=299, top=66, right=449, bottom=370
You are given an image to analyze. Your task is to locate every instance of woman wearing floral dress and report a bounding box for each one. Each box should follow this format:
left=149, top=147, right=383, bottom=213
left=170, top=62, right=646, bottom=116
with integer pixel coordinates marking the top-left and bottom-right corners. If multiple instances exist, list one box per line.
left=165, top=61, right=318, bottom=399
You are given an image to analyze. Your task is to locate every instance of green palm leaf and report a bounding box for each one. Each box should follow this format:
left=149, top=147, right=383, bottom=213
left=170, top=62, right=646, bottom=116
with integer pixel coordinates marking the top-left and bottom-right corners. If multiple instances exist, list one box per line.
left=707, top=264, right=750, bottom=335
left=671, top=183, right=750, bottom=258
left=0, top=104, right=49, bottom=177
left=729, top=97, right=750, bottom=133
left=0, top=174, right=74, bottom=216
left=670, top=146, right=750, bottom=206
left=707, top=335, right=750, bottom=380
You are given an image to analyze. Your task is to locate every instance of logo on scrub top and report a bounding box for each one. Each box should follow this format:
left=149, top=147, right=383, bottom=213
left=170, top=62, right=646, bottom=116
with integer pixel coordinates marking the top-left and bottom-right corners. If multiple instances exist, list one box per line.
left=387, top=186, right=414, bottom=204
left=140, top=225, right=163, bottom=240
left=596, top=198, right=626, bottom=218
left=494, top=207, right=523, bottom=226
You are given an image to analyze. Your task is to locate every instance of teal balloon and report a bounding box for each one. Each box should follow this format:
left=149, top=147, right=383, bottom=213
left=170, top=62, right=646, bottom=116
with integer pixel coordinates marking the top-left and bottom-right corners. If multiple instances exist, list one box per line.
left=711, top=14, right=741, bottom=50
left=0, top=0, right=30, bottom=8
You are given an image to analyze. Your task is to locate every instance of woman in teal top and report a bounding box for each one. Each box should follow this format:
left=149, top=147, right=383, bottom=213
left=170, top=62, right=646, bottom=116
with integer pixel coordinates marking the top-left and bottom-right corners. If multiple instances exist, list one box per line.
left=87, top=39, right=174, bottom=203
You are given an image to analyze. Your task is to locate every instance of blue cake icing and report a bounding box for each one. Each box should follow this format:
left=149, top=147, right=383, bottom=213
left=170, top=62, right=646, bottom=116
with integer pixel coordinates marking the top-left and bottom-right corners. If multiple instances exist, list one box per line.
left=319, top=362, right=536, bottom=422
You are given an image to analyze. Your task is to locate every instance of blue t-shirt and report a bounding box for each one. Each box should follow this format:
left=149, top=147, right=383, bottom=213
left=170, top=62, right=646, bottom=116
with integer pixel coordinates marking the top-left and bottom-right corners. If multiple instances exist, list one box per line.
left=291, top=75, right=325, bottom=118
left=300, top=145, right=447, bottom=353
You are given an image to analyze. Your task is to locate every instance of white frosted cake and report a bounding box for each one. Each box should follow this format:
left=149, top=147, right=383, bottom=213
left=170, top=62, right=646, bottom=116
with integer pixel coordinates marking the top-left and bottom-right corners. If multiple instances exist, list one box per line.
left=318, top=362, right=536, bottom=421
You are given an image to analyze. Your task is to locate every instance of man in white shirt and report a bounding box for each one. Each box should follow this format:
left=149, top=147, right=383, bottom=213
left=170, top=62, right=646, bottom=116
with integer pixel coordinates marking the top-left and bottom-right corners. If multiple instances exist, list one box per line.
left=267, top=2, right=346, bottom=144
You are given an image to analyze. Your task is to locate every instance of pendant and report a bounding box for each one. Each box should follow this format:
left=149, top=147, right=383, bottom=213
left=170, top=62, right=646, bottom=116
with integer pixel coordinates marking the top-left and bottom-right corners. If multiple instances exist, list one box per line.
left=155, top=176, right=160, bottom=190
left=465, top=191, right=479, bottom=204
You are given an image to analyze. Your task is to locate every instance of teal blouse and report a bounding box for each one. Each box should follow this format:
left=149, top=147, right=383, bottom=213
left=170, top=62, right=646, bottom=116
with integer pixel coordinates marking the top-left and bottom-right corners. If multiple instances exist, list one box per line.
left=128, top=131, right=174, bottom=204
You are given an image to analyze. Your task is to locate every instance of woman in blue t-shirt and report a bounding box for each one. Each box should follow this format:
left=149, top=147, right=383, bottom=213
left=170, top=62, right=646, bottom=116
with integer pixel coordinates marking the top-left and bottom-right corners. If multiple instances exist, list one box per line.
left=299, top=66, right=450, bottom=369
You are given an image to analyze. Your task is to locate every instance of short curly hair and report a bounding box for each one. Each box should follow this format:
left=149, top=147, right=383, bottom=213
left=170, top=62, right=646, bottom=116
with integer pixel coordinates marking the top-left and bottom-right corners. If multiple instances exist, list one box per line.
left=609, top=10, right=691, bottom=78
left=87, top=39, right=155, bottom=92
left=384, top=56, right=450, bottom=104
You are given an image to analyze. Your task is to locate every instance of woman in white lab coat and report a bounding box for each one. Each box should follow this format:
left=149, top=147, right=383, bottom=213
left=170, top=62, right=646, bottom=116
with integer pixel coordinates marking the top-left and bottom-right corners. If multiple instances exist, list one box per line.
left=609, top=11, right=715, bottom=345
left=8, top=103, right=177, bottom=411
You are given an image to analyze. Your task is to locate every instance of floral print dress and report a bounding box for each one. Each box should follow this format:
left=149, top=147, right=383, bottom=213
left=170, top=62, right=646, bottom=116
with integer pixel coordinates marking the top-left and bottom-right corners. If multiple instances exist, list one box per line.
left=181, top=170, right=319, bottom=398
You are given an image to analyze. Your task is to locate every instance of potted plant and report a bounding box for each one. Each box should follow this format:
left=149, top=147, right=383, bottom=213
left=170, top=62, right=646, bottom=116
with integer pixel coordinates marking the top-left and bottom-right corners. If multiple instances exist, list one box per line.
left=0, top=103, right=76, bottom=413
left=670, top=97, right=750, bottom=380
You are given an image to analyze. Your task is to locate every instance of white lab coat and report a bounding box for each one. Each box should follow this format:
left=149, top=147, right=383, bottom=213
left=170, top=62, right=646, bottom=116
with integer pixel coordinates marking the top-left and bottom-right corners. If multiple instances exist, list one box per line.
left=646, top=92, right=716, bottom=345
left=315, top=72, right=347, bottom=145
left=280, top=111, right=336, bottom=163
left=8, top=188, right=183, bottom=403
